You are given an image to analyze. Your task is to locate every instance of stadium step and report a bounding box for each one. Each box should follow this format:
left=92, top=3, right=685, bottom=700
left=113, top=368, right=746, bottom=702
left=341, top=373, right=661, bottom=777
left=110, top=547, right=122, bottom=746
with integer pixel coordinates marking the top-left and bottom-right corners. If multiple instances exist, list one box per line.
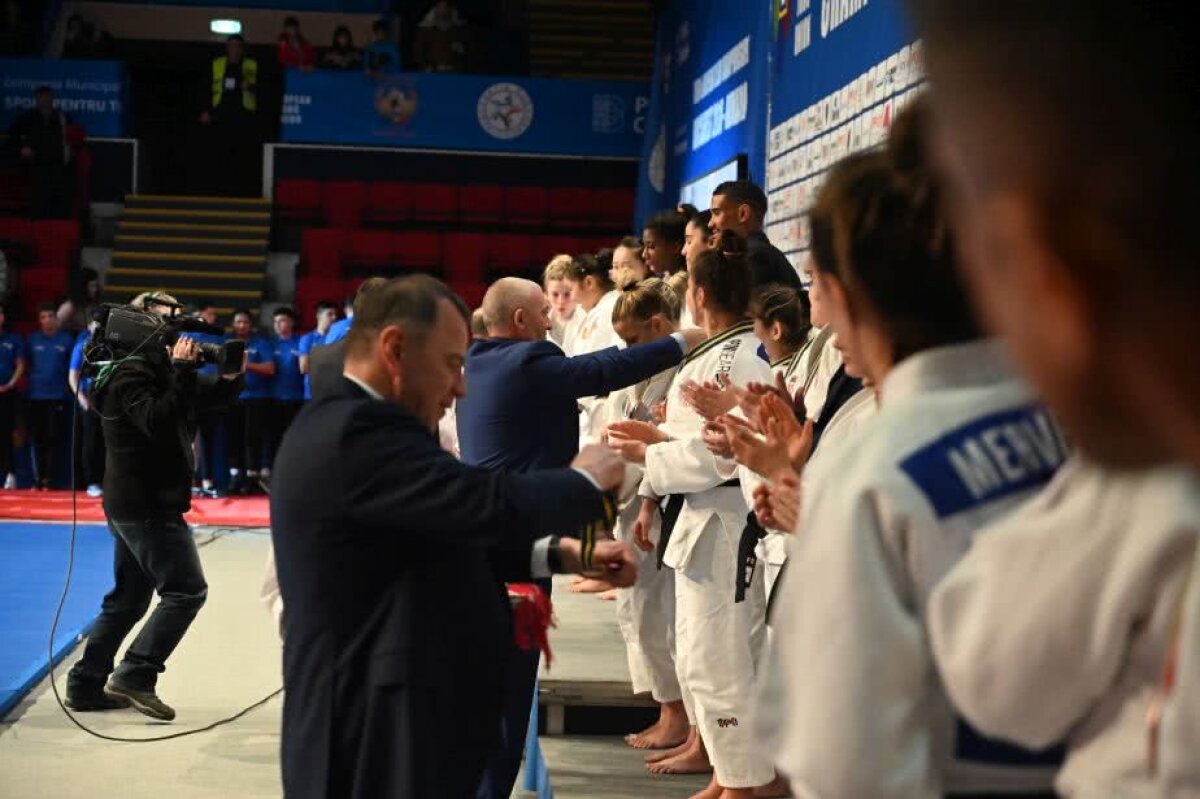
left=108, top=194, right=270, bottom=310
left=527, top=0, right=654, bottom=81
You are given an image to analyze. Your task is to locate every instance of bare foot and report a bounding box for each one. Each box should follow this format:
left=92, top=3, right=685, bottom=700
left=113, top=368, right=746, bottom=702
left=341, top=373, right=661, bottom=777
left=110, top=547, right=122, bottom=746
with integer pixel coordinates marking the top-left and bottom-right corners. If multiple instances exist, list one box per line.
left=721, top=789, right=757, bottom=799
left=568, top=577, right=614, bottom=594
left=644, top=735, right=690, bottom=764
left=627, top=700, right=689, bottom=750
left=596, top=588, right=619, bottom=601
left=646, top=741, right=712, bottom=775
left=687, top=773, right=723, bottom=799
left=753, top=775, right=791, bottom=798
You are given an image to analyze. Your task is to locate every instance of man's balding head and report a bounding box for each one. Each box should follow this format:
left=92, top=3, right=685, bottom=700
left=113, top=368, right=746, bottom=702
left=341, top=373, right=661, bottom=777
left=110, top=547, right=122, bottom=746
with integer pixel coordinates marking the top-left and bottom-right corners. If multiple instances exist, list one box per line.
left=481, top=277, right=550, bottom=341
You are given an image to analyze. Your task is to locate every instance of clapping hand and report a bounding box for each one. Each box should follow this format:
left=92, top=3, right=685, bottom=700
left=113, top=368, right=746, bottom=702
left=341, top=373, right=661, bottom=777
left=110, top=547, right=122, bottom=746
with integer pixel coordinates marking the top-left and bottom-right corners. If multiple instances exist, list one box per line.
left=571, top=444, right=626, bottom=491
left=606, top=420, right=668, bottom=465
left=758, top=393, right=815, bottom=472
left=753, top=470, right=801, bottom=532
left=702, top=414, right=754, bottom=459
left=680, top=378, right=738, bottom=421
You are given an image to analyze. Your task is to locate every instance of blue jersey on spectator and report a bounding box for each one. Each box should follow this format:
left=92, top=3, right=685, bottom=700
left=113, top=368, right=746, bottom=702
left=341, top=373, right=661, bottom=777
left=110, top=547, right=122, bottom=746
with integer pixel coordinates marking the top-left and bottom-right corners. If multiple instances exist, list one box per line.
left=182, top=331, right=226, bottom=377
left=25, top=330, right=74, bottom=400
left=298, top=329, right=326, bottom=399
left=323, top=317, right=352, bottom=345
left=364, top=41, right=401, bottom=74
left=235, top=335, right=275, bottom=400
left=69, top=331, right=93, bottom=393
left=0, top=331, right=23, bottom=386
left=273, top=335, right=305, bottom=401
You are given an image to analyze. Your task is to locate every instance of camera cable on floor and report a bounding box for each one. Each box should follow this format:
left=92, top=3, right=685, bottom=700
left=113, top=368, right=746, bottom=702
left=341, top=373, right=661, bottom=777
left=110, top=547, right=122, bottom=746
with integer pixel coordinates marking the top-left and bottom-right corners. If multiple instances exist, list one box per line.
left=46, top=347, right=283, bottom=742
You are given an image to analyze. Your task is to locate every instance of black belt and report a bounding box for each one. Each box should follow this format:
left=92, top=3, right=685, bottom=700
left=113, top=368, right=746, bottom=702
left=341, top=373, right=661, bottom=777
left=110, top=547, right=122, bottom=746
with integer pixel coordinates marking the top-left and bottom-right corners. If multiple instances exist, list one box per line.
left=735, top=511, right=767, bottom=603
left=655, top=478, right=740, bottom=570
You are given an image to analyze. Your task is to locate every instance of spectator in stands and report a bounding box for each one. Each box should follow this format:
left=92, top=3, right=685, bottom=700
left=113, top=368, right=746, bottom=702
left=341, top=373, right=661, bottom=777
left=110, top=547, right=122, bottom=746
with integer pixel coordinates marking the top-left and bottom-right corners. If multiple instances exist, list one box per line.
left=227, top=309, right=275, bottom=495
left=415, top=0, right=467, bottom=72
left=710, top=180, right=801, bottom=290
left=201, top=35, right=260, bottom=197
left=643, top=209, right=688, bottom=276
left=298, top=300, right=337, bottom=399
left=612, top=236, right=648, bottom=289
left=364, top=19, right=401, bottom=76
left=320, top=26, right=361, bottom=71
left=0, top=0, right=24, bottom=55
left=277, top=16, right=315, bottom=71
left=543, top=254, right=580, bottom=348
left=68, top=322, right=104, bottom=497
left=8, top=86, right=75, bottom=218
left=187, top=304, right=228, bottom=496
left=270, top=306, right=305, bottom=463
left=0, top=304, right=24, bottom=489
left=26, top=302, right=73, bottom=489
left=58, top=266, right=101, bottom=334
left=62, top=14, right=90, bottom=58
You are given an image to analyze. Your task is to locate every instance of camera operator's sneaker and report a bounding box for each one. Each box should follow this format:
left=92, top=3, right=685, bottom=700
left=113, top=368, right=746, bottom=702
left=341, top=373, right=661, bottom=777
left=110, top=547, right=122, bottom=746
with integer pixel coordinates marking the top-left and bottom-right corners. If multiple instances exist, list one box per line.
left=104, top=681, right=175, bottom=721
left=86, top=484, right=103, bottom=498
left=3, top=473, right=15, bottom=489
left=65, top=689, right=131, bottom=712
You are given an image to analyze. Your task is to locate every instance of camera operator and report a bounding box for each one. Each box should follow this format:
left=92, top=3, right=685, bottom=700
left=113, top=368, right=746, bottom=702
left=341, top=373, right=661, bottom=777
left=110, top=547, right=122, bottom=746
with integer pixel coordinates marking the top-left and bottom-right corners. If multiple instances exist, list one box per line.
left=65, top=294, right=245, bottom=721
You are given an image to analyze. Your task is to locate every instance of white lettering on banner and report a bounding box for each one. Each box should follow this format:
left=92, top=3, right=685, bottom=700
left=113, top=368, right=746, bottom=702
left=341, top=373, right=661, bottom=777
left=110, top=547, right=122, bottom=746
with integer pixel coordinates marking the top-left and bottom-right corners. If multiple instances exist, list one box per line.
left=691, top=81, right=748, bottom=151
left=794, top=15, right=812, bottom=55
left=691, top=36, right=750, bottom=106
left=281, top=94, right=313, bottom=126
left=821, top=0, right=868, bottom=38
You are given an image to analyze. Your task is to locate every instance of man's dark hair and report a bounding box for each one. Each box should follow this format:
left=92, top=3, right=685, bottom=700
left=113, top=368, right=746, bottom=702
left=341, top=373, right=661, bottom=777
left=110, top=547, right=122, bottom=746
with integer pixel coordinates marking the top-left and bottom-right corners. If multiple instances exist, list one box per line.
left=227, top=34, right=245, bottom=44
left=274, top=306, right=297, bottom=321
left=713, top=180, right=768, bottom=220
left=645, top=208, right=687, bottom=245
left=909, top=0, right=1198, bottom=296
left=315, top=300, right=338, bottom=314
left=36, top=301, right=57, bottom=314
left=232, top=307, right=253, bottom=320
left=345, top=275, right=469, bottom=357
left=197, top=302, right=215, bottom=313
left=691, top=249, right=752, bottom=317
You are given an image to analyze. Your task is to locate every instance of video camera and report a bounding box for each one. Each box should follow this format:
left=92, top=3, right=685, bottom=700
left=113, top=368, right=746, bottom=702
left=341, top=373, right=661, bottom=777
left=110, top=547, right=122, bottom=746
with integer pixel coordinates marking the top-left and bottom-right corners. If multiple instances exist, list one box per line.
left=88, top=301, right=245, bottom=375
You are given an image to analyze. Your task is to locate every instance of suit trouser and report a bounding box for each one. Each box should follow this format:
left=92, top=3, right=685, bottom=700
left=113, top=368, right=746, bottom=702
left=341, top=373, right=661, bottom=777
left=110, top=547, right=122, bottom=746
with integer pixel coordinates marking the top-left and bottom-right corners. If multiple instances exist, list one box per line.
left=614, top=512, right=683, bottom=705
left=673, top=516, right=772, bottom=788
left=476, top=637, right=541, bottom=799
left=67, top=514, right=208, bottom=693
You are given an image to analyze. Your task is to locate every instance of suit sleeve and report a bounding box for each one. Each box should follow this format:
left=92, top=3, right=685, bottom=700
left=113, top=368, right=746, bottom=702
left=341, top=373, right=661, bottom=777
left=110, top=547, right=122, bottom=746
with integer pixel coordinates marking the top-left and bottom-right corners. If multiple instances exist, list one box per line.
left=343, top=407, right=607, bottom=552
left=527, top=338, right=683, bottom=400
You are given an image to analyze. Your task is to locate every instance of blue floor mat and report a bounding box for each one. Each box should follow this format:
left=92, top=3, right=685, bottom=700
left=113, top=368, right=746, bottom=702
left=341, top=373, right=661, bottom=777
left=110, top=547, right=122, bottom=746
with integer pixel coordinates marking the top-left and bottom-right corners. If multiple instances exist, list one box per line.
left=0, top=521, right=113, bottom=719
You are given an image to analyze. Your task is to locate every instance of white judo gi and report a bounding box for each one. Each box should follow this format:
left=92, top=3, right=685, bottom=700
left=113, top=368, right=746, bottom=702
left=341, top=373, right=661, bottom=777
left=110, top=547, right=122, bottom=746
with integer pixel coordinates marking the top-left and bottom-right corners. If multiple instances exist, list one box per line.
left=605, top=367, right=684, bottom=707
left=772, top=340, right=1070, bottom=798
left=641, top=320, right=775, bottom=788
left=929, top=458, right=1200, bottom=798
left=569, top=290, right=624, bottom=445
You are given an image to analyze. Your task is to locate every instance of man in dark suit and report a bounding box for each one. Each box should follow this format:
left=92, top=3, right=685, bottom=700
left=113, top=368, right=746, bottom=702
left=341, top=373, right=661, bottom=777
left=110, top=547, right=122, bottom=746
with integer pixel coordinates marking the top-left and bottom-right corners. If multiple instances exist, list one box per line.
left=710, top=179, right=803, bottom=290
left=456, top=277, right=701, bottom=799
left=270, top=275, right=637, bottom=799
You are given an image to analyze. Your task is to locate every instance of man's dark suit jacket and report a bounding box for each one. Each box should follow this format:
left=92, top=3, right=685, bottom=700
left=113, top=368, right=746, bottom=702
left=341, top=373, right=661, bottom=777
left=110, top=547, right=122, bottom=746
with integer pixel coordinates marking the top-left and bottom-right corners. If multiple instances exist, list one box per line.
left=456, top=336, right=684, bottom=471
left=747, top=229, right=803, bottom=289
left=270, top=378, right=609, bottom=799
left=306, top=339, right=346, bottom=401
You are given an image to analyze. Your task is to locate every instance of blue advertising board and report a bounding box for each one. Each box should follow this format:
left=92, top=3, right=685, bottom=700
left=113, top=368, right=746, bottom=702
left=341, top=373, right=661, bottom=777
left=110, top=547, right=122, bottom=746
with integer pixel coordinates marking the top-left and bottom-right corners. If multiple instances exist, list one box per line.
left=634, top=0, right=772, bottom=226
left=0, top=59, right=128, bottom=137
left=281, top=71, right=649, bottom=158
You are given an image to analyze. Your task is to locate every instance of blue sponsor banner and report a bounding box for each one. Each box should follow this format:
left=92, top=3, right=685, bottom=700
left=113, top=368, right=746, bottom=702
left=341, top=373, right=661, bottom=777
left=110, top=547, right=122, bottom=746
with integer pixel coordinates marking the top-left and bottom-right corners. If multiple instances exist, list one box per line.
left=281, top=70, right=649, bottom=158
left=0, top=58, right=128, bottom=137
left=635, top=0, right=772, bottom=226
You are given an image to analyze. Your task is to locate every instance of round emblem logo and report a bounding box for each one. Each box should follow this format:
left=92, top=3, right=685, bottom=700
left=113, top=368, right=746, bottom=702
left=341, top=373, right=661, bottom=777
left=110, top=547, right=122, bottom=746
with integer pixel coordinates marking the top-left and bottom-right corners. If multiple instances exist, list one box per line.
left=477, top=83, right=534, bottom=140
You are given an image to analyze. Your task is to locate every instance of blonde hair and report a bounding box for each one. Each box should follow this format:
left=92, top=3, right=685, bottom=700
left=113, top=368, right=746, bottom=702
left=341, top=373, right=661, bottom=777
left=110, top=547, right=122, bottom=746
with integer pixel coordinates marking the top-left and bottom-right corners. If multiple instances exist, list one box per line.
left=542, top=254, right=574, bottom=285
left=612, top=278, right=680, bottom=326
left=130, top=291, right=178, bottom=311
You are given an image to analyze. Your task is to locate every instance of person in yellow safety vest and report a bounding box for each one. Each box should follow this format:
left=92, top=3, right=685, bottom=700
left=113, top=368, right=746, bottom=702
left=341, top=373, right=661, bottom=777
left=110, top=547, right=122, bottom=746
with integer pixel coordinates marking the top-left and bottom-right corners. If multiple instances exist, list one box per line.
left=199, top=34, right=261, bottom=196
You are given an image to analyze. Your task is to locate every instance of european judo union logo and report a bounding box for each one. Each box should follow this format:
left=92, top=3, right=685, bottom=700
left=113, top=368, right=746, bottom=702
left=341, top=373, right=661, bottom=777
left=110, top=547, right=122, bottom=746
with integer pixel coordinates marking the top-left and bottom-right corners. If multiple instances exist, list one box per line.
left=477, top=82, right=534, bottom=140
left=591, top=94, right=626, bottom=134
left=374, top=79, right=419, bottom=126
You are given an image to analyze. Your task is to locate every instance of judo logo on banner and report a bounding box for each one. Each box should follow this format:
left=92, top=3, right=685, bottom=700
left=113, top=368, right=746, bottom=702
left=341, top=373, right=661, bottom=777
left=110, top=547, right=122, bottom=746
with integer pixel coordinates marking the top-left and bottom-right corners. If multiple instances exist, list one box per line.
left=477, top=82, right=534, bottom=140
left=374, top=79, right=419, bottom=126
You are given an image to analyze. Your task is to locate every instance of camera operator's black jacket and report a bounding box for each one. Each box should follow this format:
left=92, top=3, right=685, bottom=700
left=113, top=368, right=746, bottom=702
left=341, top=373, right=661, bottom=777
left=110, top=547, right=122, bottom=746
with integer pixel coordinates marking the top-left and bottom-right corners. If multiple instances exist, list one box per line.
left=95, top=355, right=243, bottom=517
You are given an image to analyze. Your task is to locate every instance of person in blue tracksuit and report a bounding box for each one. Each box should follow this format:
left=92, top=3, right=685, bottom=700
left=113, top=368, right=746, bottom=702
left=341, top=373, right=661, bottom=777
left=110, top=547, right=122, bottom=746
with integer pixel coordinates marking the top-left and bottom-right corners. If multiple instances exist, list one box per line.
left=68, top=325, right=105, bottom=495
left=183, top=304, right=228, bottom=494
left=0, top=304, right=26, bottom=488
left=270, top=306, right=305, bottom=462
left=227, top=308, right=275, bottom=494
left=26, top=301, right=74, bottom=489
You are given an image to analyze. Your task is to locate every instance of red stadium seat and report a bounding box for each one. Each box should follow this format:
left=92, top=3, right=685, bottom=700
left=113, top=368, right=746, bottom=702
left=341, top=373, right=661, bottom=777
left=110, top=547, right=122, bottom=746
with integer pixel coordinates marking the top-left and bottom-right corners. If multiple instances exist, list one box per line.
left=443, top=232, right=488, bottom=283
left=547, top=187, right=595, bottom=229
left=364, top=181, right=412, bottom=226
left=275, top=179, right=321, bottom=223
left=18, top=266, right=69, bottom=316
left=321, top=180, right=366, bottom=229
left=394, top=231, right=442, bottom=271
left=347, top=230, right=394, bottom=270
left=594, top=188, right=635, bottom=230
left=580, top=235, right=617, bottom=254
left=459, top=184, right=503, bottom=225
left=449, top=280, right=487, bottom=311
left=0, top=217, right=33, bottom=264
left=486, top=233, right=533, bottom=274
left=32, top=219, right=80, bottom=270
left=530, top=235, right=581, bottom=265
left=503, top=187, right=547, bottom=227
left=294, top=276, right=345, bottom=328
left=411, top=182, right=458, bottom=223
left=301, top=228, right=347, bottom=278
